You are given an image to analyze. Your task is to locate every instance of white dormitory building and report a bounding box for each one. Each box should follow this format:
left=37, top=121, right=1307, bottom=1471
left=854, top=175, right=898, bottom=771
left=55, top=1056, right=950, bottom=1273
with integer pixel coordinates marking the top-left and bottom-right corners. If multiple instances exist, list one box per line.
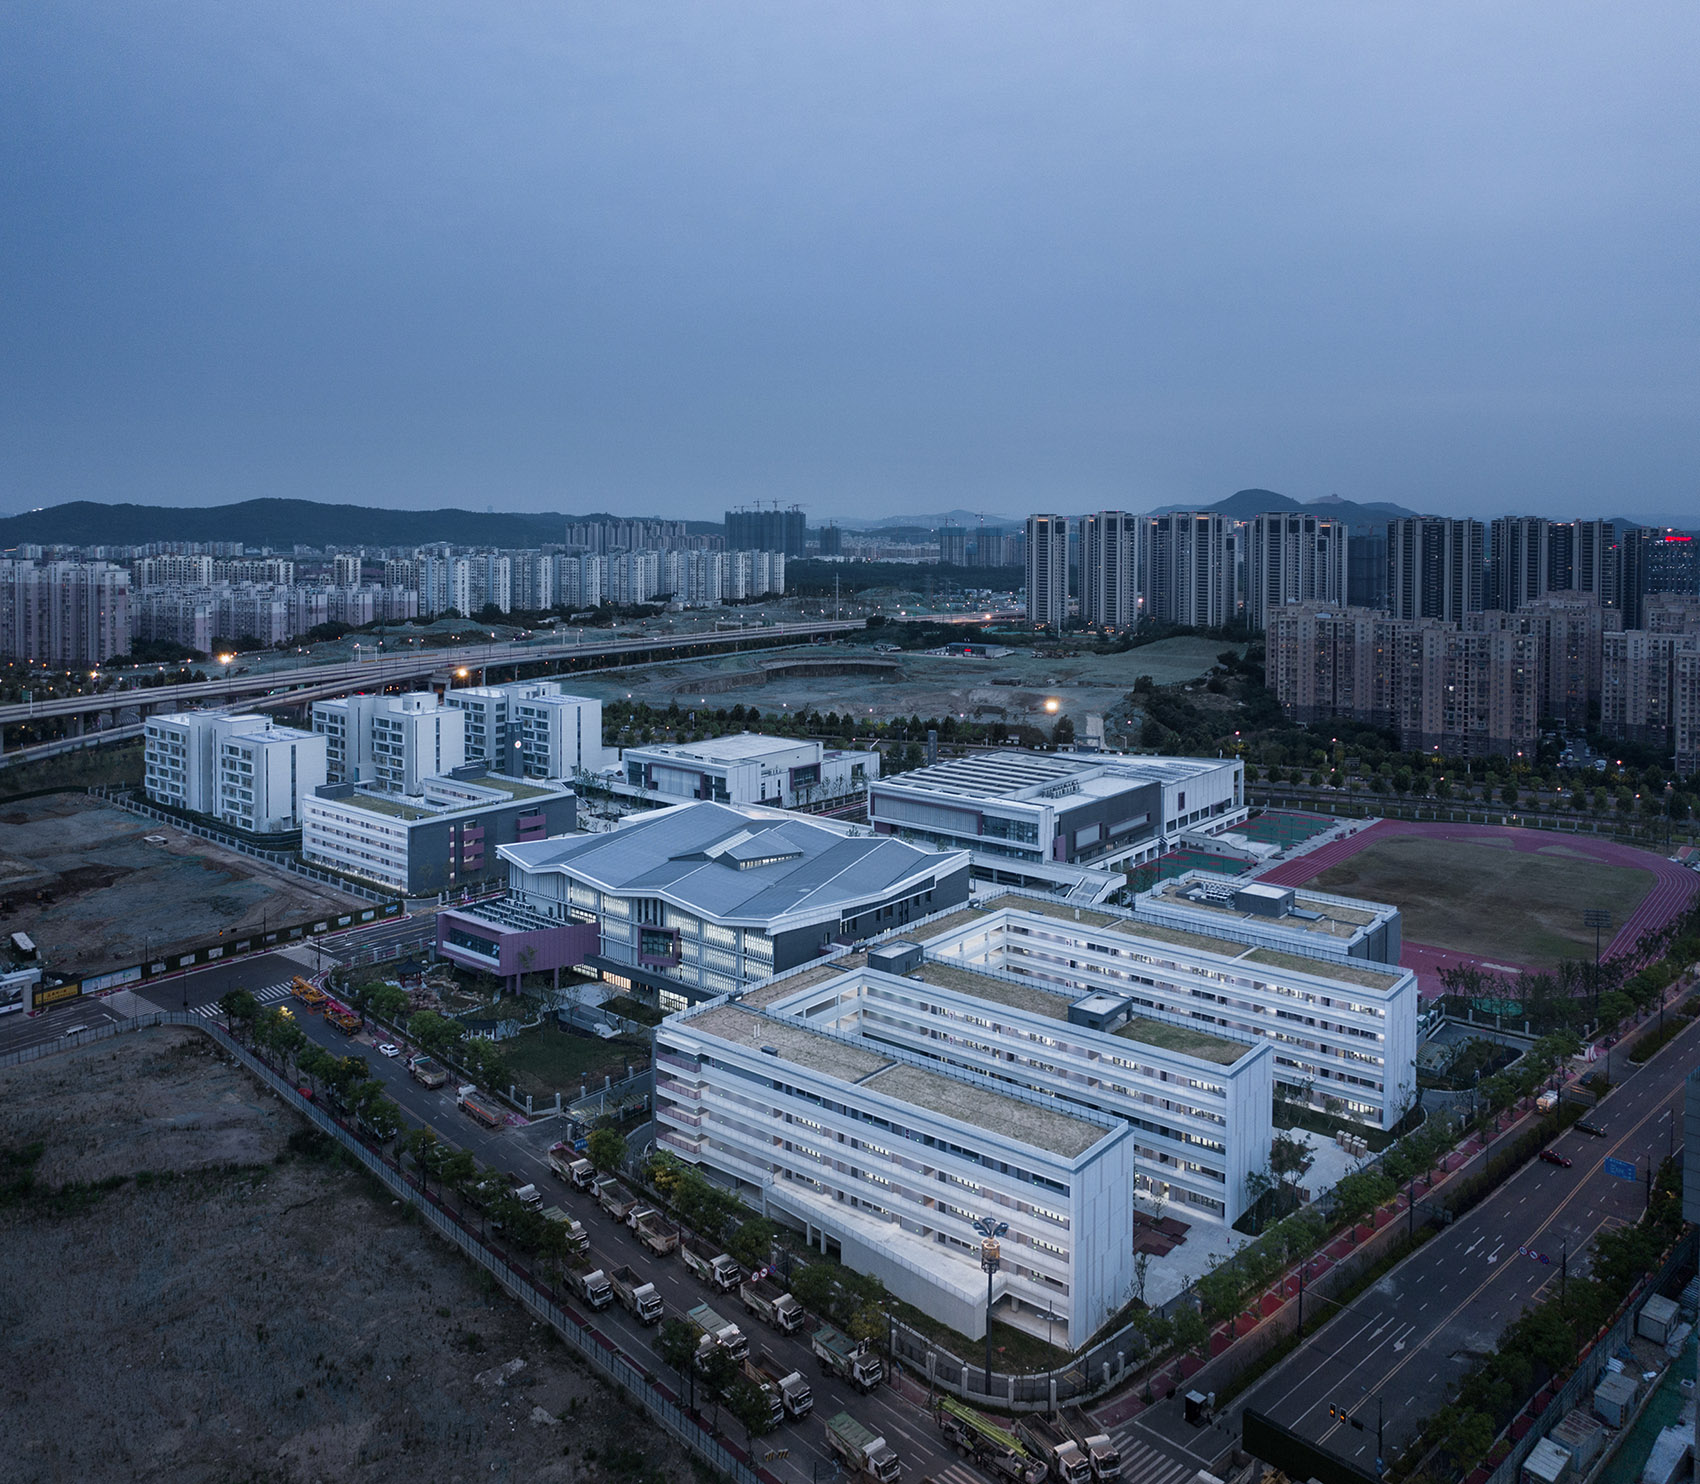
left=443, top=680, right=614, bottom=781
left=654, top=885, right=1415, bottom=1344
left=921, top=899, right=1419, bottom=1132
left=144, top=712, right=328, bottom=833
left=311, top=693, right=466, bottom=794
left=656, top=991, right=1136, bottom=1350
left=867, top=750, right=1246, bottom=900
left=614, top=733, right=881, bottom=810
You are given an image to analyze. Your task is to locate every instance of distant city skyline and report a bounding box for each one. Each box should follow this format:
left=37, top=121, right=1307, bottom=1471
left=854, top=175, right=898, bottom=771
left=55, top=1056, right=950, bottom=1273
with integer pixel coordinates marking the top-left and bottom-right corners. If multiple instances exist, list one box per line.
left=4, top=6, right=1696, bottom=527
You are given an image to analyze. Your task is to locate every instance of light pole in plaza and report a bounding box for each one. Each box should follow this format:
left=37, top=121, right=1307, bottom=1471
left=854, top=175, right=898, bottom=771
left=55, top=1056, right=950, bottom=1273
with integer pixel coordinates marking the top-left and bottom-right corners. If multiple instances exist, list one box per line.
left=971, top=1214, right=1008, bottom=1396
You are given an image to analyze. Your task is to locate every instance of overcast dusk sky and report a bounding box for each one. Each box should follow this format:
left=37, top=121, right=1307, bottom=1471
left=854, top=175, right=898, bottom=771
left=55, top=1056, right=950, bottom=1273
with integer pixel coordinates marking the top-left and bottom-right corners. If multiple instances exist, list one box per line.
left=2, top=4, right=1696, bottom=524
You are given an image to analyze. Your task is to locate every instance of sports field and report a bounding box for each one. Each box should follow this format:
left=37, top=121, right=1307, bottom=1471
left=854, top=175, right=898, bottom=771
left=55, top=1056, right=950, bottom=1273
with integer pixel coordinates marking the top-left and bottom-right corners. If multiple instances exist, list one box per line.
left=1310, top=834, right=1653, bottom=968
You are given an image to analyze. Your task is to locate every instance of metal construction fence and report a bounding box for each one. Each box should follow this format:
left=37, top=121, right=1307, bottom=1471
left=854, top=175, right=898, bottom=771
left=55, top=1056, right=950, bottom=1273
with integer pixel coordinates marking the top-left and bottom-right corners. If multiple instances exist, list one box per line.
left=1476, top=1226, right=1697, bottom=1484
left=2, top=1012, right=777, bottom=1484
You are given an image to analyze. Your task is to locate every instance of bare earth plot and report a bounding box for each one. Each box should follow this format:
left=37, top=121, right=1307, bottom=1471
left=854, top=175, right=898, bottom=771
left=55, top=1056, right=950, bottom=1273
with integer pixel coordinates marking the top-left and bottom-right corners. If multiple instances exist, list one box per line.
left=562, top=635, right=1231, bottom=727
left=0, top=792, right=364, bottom=975
left=0, top=1027, right=692, bottom=1484
left=1310, top=833, right=1653, bottom=967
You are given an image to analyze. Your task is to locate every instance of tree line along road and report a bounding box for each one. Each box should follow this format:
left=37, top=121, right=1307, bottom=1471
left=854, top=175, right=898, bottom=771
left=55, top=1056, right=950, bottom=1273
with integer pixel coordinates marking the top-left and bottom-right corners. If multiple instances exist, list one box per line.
left=115, top=949, right=996, bottom=1484
left=1124, top=1002, right=1700, bottom=1478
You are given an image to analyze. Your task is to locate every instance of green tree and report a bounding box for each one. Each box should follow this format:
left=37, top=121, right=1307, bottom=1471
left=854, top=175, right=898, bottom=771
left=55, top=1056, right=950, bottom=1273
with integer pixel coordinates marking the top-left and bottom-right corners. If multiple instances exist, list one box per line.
left=1168, top=1305, right=1209, bottom=1359
left=657, top=1318, right=701, bottom=1410
left=725, top=1216, right=778, bottom=1273
left=366, top=982, right=409, bottom=1021
left=408, top=1010, right=467, bottom=1059
left=586, top=1127, right=627, bottom=1175
left=696, top=1344, right=741, bottom=1434
left=725, top=1375, right=777, bottom=1444
left=218, top=988, right=258, bottom=1032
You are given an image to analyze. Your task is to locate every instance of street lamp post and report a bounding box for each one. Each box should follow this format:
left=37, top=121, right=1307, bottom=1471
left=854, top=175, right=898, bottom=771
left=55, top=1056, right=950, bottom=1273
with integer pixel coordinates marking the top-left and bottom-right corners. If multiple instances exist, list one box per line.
left=971, top=1215, right=1008, bottom=1396
left=1583, top=908, right=1611, bottom=1023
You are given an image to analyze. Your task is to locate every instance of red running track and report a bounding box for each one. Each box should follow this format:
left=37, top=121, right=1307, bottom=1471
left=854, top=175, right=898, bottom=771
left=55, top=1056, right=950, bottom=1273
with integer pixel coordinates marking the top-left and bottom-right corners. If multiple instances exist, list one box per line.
left=1259, top=820, right=1700, bottom=999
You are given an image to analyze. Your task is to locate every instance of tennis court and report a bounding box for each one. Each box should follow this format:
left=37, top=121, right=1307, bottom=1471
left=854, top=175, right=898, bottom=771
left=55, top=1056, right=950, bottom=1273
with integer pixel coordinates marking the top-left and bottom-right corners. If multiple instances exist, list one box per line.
left=1238, top=809, right=1335, bottom=849
left=1134, top=849, right=1248, bottom=886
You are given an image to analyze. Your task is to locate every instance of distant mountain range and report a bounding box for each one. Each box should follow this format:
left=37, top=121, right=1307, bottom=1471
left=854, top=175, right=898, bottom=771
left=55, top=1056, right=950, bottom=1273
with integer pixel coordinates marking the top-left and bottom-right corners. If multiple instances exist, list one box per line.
left=0, top=496, right=1687, bottom=549
left=0, top=500, right=721, bottom=549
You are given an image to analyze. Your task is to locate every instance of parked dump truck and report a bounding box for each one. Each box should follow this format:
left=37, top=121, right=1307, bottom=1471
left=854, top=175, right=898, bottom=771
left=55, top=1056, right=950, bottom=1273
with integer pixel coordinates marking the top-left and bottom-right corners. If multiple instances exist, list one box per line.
left=680, top=1236, right=741, bottom=1292
left=408, top=1055, right=448, bottom=1089
left=739, top=1275, right=805, bottom=1334
left=624, top=1204, right=657, bottom=1230
left=633, top=1211, right=680, bottom=1256
left=812, top=1324, right=883, bottom=1392
left=934, top=1397, right=1046, bottom=1484
left=546, top=1142, right=597, bottom=1190
left=608, top=1264, right=663, bottom=1324
left=825, top=1411, right=902, bottom=1484
left=540, top=1207, right=589, bottom=1253
left=1060, top=1406, right=1121, bottom=1481
left=737, top=1359, right=786, bottom=1428
left=1014, top=1415, right=1091, bottom=1484
left=594, top=1178, right=640, bottom=1222
left=753, top=1347, right=813, bottom=1419
left=510, top=1180, right=543, bottom=1210
left=685, top=1302, right=748, bottom=1362
left=576, top=1268, right=613, bottom=1310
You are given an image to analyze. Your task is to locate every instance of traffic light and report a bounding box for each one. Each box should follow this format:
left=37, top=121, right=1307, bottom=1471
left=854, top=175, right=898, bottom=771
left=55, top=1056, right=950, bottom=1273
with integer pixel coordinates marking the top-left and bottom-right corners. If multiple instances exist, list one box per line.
left=1329, top=1404, right=1339, bottom=1420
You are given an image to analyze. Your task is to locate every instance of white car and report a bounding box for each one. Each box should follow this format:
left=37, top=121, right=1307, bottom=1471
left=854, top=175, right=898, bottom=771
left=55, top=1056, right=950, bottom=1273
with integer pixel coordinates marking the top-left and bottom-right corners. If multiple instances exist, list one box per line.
left=377, top=1043, right=401, bottom=1058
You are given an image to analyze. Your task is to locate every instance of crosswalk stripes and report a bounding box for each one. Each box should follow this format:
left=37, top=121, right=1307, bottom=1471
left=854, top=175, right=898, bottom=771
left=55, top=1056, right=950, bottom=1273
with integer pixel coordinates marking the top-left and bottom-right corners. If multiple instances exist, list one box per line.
left=188, top=982, right=294, bottom=1018
left=1106, top=1427, right=1200, bottom=1484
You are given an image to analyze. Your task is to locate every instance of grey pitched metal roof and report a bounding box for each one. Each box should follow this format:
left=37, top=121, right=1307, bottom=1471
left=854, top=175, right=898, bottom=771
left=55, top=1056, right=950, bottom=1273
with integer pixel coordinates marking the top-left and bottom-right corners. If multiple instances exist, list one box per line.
left=500, top=802, right=966, bottom=928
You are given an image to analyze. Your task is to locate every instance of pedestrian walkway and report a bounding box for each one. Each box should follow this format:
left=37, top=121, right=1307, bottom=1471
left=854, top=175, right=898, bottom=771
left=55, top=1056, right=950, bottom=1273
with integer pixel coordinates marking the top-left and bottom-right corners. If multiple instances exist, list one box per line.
left=1104, top=1422, right=1211, bottom=1484
left=188, top=979, right=295, bottom=1017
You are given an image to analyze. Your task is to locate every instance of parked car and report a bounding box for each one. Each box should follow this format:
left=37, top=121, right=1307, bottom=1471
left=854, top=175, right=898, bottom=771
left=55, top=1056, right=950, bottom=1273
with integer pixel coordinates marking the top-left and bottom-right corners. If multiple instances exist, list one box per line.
left=378, top=1043, right=400, bottom=1058
left=1538, top=1149, right=1573, bottom=1167
left=1574, top=1120, right=1608, bottom=1137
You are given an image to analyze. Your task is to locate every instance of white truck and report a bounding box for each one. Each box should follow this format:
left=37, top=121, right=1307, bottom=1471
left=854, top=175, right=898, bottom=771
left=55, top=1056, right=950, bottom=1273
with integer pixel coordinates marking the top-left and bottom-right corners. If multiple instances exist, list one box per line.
left=1014, top=1415, right=1091, bottom=1484
left=575, top=1267, right=614, bottom=1311
left=825, top=1410, right=902, bottom=1484
left=546, top=1141, right=597, bottom=1191
left=510, top=1180, right=543, bottom=1210
left=539, top=1206, right=589, bottom=1254
left=608, top=1264, right=664, bottom=1324
left=1060, top=1406, right=1121, bottom=1481
left=633, top=1211, right=680, bottom=1256
left=680, top=1235, right=741, bottom=1293
left=737, top=1358, right=786, bottom=1428
left=594, top=1177, right=640, bottom=1223
left=812, top=1324, right=883, bottom=1392
left=752, top=1346, right=813, bottom=1419
left=738, top=1275, right=805, bottom=1334
left=686, top=1301, right=748, bottom=1362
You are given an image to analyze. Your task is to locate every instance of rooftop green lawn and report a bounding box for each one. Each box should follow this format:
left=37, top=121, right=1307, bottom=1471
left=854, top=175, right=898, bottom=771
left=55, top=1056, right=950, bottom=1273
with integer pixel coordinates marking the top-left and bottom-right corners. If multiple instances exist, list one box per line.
left=1114, top=1014, right=1248, bottom=1065
left=1308, top=833, right=1654, bottom=969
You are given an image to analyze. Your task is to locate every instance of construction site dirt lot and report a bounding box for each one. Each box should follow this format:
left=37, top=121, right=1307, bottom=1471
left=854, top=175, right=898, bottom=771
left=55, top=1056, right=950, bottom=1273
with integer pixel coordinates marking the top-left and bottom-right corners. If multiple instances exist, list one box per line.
left=0, top=791, right=366, bottom=976
left=568, top=634, right=1234, bottom=727
left=0, top=1027, right=695, bottom=1484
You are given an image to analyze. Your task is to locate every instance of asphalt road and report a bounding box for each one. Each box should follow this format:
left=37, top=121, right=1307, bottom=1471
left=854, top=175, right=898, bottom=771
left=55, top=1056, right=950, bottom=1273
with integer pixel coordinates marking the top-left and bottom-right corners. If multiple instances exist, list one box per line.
left=118, top=952, right=989, bottom=1484
left=1119, top=1008, right=1700, bottom=1479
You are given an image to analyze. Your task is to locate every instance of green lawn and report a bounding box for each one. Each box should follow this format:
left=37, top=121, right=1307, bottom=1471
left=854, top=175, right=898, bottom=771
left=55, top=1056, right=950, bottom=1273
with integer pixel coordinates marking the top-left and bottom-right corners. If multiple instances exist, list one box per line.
left=500, top=1023, right=650, bottom=1101
left=1310, top=834, right=1653, bottom=968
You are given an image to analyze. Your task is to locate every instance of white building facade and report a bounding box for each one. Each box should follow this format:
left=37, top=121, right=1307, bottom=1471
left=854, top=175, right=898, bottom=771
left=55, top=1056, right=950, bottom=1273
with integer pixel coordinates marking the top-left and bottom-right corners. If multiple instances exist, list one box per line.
left=617, top=733, right=880, bottom=809
left=145, top=711, right=327, bottom=833
left=656, top=993, right=1135, bottom=1348
left=922, top=903, right=1419, bottom=1132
